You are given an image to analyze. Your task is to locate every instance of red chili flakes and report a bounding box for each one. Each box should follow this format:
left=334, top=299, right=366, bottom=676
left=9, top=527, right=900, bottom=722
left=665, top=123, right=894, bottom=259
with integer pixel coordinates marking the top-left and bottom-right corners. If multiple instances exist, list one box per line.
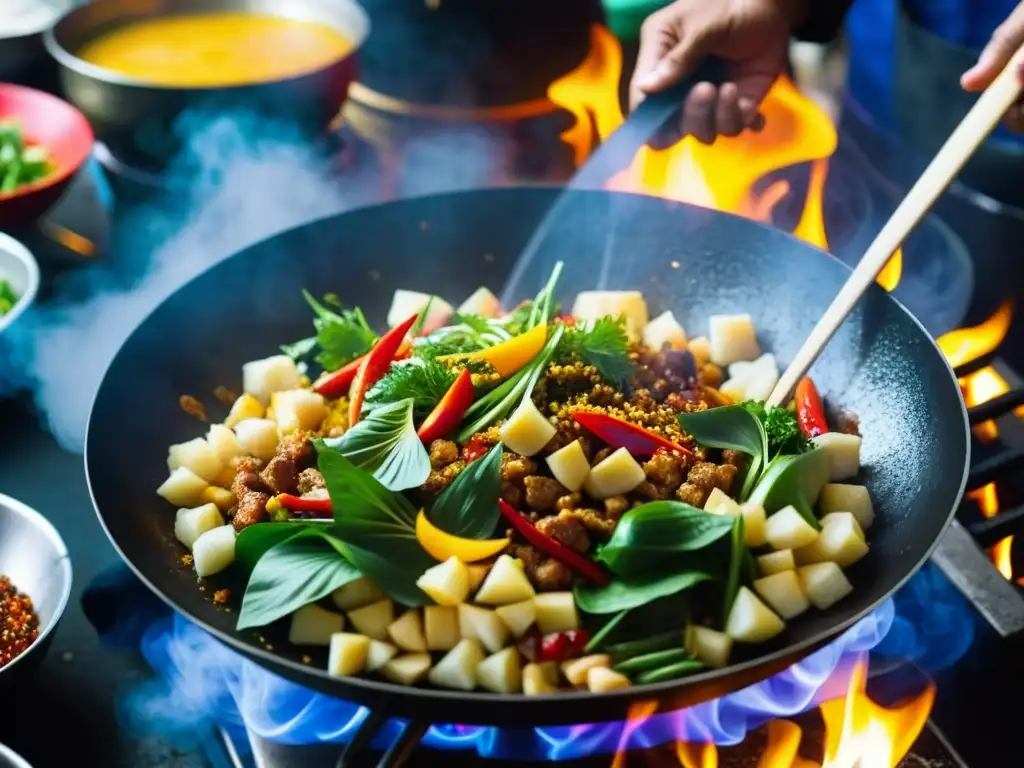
left=213, top=589, right=231, bottom=606
left=179, top=394, right=207, bottom=422
left=1, top=575, right=40, bottom=669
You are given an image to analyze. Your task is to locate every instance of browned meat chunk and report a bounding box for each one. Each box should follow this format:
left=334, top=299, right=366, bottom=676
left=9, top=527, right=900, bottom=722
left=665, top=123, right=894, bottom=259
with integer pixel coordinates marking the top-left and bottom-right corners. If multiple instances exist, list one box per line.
left=500, top=480, right=524, bottom=509
left=232, top=456, right=268, bottom=500
left=721, top=449, right=746, bottom=467
left=635, top=480, right=673, bottom=501
left=508, top=543, right=542, bottom=573
left=676, top=482, right=705, bottom=507
left=422, top=461, right=465, bottom=496
left=603, top=495, right=629, bottom=521
left=234, top=491, right=269, bottom=531
left=260, top=455, right=298, bottom=495
left=536, top=514, right=591, bottom=554
left=555, top=492, right=582, bottom=512
left=278, top=430, right=314, bottom=467
left=676, top=461, right=738, bottom=507
left=524, top=476, right=567, bottom=512
left=429, top=439, right=459, bottom=468
left=501, top=453, right=537, bottom=482
left=297, top=468, right=326, bottom=495
left=534, top=558, right=574, bottom=591
left=558, top=508, right=617, bottom=537
left=643, top=451, right=687, bottom=488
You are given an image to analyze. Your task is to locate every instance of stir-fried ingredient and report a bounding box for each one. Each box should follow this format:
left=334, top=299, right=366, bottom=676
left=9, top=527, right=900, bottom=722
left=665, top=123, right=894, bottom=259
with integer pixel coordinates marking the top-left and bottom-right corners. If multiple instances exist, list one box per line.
left=156, top=263, right=872, bottom=695
left=0, top=279, right=18, bottom=317
left=0, top=120, right=53, bottom=195
left=0, top=575, right=40, bottom=668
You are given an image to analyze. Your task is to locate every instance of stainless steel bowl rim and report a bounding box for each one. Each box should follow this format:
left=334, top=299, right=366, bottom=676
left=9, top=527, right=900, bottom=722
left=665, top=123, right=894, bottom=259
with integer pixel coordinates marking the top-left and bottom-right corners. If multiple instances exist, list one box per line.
left=0, top=492, right=73, bottom=676
left=0, top=232, right=40, bottom=335
left=0, top=742, right=34, bottom=768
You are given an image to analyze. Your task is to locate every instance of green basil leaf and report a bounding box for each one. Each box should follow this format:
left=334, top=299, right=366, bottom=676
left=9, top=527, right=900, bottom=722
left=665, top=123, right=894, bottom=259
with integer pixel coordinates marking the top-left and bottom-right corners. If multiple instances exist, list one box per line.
left=237, top=530, right=361, bottom=630
left=747, top=449, right=829, bottom=529
left=596, top=501, right=736, bottom=577
left=678, top=405, right=768, bottom=500
left=574, top=570, right=712, bottom=614
left=334, top=521, right=435, bottom=607
left=722, top=515, right=746, bottom=625
left=428, top=443, right=503, bottom=538
left=314, top=441, right=419, bottom=528
left=235, top=521, right=329, bottom=573
left=325, top=399, right=431, bottom=492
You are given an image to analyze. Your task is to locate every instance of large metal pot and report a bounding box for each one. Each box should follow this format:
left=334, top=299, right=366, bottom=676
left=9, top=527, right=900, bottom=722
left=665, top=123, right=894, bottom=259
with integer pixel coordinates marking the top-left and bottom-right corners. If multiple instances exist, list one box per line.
left=43, top=0, right=369, bottom=170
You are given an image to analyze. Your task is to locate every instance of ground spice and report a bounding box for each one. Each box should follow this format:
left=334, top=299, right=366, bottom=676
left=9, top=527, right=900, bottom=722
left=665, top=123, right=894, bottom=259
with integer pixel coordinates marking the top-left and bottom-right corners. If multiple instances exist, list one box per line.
left=0, top=575, right=40, bottom=669
left=179, top=394, right=207, bottom=421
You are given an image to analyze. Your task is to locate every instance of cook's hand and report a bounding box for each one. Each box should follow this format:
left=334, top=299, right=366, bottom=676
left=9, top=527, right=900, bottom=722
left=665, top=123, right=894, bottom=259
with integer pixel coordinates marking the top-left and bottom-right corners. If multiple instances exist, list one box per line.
left=629, top=0, right=806, bottom=144
left=961, top=1, right=1024, bottom=132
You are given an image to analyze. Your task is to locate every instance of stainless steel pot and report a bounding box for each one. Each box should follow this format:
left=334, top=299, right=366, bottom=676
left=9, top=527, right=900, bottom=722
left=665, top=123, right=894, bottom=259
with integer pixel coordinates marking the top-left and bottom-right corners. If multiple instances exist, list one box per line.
left=43, top=0, right=370, bottom=169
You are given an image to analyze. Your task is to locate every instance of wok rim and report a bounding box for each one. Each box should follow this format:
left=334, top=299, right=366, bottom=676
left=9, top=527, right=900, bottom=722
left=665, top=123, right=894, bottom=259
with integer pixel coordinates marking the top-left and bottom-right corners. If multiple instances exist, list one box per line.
left=84, top=188, right=971, bottom=724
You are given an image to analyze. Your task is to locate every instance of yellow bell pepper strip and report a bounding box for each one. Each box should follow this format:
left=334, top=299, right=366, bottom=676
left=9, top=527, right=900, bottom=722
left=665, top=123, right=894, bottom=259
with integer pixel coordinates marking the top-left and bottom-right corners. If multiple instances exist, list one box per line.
left=415, top=509, right=510, bottom=562
left=438, top=323, right=547, bottom=377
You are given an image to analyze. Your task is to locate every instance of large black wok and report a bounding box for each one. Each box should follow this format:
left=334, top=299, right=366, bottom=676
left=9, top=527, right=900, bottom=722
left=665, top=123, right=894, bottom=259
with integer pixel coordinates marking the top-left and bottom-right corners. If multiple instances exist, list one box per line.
left=85, top=183, right=970, bottom=726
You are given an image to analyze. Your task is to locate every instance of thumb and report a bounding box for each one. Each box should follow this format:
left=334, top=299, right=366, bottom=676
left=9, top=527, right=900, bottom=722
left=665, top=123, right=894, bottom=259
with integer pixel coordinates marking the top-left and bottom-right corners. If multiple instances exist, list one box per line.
left=635, top=31, right=718, bottom=95
left=962, top=8, right=1024, bottom=91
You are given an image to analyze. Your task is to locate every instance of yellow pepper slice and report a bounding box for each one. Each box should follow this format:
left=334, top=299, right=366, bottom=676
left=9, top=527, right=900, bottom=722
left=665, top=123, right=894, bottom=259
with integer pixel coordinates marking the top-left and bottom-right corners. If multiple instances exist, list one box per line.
left=439, top=324, right=547, bottom=377
left=415, top=510, right=510, bottom=562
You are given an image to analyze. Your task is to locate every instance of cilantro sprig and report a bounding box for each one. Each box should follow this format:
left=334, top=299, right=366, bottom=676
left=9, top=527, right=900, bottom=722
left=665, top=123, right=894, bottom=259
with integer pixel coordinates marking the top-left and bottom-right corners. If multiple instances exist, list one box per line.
left=559, top=315, right=633, bottom=387
left=282, top=291, right=377, bottom=372
left=739, top=400, right=811, bottom=457
left=365, top=360, right=457, bottom=420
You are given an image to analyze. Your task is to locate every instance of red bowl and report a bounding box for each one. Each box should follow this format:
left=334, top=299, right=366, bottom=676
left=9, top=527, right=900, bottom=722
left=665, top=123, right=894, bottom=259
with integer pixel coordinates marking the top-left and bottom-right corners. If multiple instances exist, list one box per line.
left=0, top=83, right=94, bottom=230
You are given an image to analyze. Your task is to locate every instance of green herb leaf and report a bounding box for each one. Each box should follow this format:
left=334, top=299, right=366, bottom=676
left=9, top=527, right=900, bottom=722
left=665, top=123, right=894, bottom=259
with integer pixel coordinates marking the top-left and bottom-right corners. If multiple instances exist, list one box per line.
left=302, top=290, right=377, bottom=372
left=237, top=529, right=361, bottom=630
left=527, top=261, right=564, bottom=328
left=235, top=521, right=330, bottom=573
left=560, top=316, right=633, bottom=387
left=0, top=279, right=19, bottom=316
left=678, top=405, right=768, bottom=500
left=740, top=401, right=811, bottom=457
left=326, top=399, right=431, bottom=492
left=314, top=441, right=419, bottom=528
left=747, top=449, right=829, bottom=529
left=415, top=331, right=487, bottom=360
left=364, top=360, right=456, bottom=420
left=280, top=336, right=318, bottom=362
left=575, top=570, right=711, bottom=614
left=501, top=301, right=535, bottom=336
left=331, top=522, right=436, bottom=607
left=596, top=501, right=736, bottom=579
left=428, top=443, right=503, bottom=538
left=722, top=516, right=745, bottom=625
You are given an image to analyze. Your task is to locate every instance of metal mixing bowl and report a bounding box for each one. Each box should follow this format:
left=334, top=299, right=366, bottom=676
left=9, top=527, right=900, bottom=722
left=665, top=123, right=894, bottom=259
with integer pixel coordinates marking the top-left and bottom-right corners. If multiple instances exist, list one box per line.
left=0, top=493, right=73, bottom=686
left=0, top=233, right=40, bottom=336
left=44, top=0, right=370, bottom=169
left=0, top=742, right=33, bottom=768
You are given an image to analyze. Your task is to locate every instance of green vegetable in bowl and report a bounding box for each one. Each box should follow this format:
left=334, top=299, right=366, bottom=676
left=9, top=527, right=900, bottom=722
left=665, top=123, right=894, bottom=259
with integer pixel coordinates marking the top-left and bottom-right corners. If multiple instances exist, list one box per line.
left=0, top=279, right=18, bottom=316
left=0, top=120, right=53, bottom=195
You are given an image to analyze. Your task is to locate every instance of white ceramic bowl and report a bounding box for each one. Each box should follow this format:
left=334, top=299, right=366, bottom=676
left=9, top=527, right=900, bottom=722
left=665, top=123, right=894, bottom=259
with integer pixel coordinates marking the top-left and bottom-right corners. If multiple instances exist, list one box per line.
left=0, top=742, right=33, bottom=768
left=0, top=232, right=40, bottom=335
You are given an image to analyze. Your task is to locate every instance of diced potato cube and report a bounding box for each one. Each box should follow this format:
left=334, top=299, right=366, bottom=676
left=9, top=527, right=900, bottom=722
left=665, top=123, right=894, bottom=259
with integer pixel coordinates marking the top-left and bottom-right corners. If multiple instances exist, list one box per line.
left=753, top=571, right=810, bottom=620
left=812, top=433, right=862, bottom=481
left=708, top=313, right=760, bottom=366
left=174, top=503, right=225, bottom=550
left=794, top=513, right=869, bottom=568
left=740, top=502, right=767, bottom=547
left=365, top=640, right=399, bottom=672
left=332, top=578, right=386, bottom=612
left=475, top=555, right=535, bottom=605
left=191, top=525, right=236, bottom=578
left=798, top=562, right=854, bottom=610
left=571, top=290, right=649, bottom=342
left=458, top=604, right=509, bottom=653
left=585, top=447, right=646, bottom=499
left=704, top=487, right=742, bottom=516
left=643, top=310, right=688, bottom=350
left=458, top=287, right=501, bottom=318
left=233, top=418, right=279, bottom=461
left=533, top=592, right=579, bottom=634
left=685, top=625, right=733, bottom=668
left=289, top=604, right=345, bottom=646
left=327, top=633, right=371, bottom=677
left=467, top=564, right=490, bottom=593
left=416, top=556, right=470, bottom=606
left=428, top=638, right=486, bottom=691
left=225, top=393, right=265, bottom=428
left=522, top=661, right=559, bottom=695
left=725, top=586, right=786, bottom=644
left=765, top=506, right=820, bottom=551
left=477, top=647, right=523, bottom=693
left=561, top=654, right=611, bottom=686
left=381, top=653, right=432, bottom=686
left=501, top=397, right=556, bottom=457
left=757, top=549, right=796, bottom=576
left=688, top=336, right=711, bottom=365
left=388, top=290, right=453, bottom=332
left=587, top=667, right=632, bottom=693
left=347, top=599, right=394, bottom=641
left=168, top=438, right=224, bottom=483
left=819, top=483, right=874, bottom=531
left=719, top=376, right=749, bottom=403
left=206, top=424, right=241, bottom=463
left=424, top=605, right=460, bottom=651
left=242, top=355, right=301, bottom=405
left=819, top=512, right=865, bottom=540
left=387, top=609, right=427, bottom=652
left=271, top=389, right=329, bottom=434
left=200, top=486, right=235, bottom=511
left=741, top=354, right=780, bottom=403
left=545, top=440, right=591, bottom=492
left=158, top=467, right=210, bottom=508
left=495, top=599, right=536, bottom=638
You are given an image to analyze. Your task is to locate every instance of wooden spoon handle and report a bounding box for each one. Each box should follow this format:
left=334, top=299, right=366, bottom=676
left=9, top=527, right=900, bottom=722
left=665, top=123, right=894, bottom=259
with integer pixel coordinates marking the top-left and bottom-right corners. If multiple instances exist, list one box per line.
left=768, top=44, right=1024, bottom=408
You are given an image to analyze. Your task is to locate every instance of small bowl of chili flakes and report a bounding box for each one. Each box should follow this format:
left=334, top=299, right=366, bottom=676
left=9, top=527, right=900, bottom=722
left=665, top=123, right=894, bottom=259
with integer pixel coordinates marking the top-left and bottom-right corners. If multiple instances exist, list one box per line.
left=0, top=493, right=72, bottom=685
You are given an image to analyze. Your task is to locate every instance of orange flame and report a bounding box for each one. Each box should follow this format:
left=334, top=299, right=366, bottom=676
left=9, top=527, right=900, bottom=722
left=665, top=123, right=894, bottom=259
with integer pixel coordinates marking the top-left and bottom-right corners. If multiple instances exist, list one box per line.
left=937, top=301, right=1013, bottom=368
left=548, top=25, right=904, bottom=291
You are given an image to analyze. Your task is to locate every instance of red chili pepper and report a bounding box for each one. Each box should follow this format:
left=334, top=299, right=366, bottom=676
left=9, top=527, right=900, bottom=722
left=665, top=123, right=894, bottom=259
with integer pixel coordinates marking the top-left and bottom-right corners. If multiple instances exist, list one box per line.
left=418, top=368, right=474, bottom=444
left=537, top=629, right=590, bottom=663
left=349, top=314, right=419, bottom=426
left=498, top=499, right=609, bottom=585
left=571, top=411, right=693, bottom=457
left=276, top=494, right=333, bottom=517
left=312, top=341, right=412, bottom=399
left=462, top=437, right=489, bottom=464
left=795, top=376, right=829, bottom=438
